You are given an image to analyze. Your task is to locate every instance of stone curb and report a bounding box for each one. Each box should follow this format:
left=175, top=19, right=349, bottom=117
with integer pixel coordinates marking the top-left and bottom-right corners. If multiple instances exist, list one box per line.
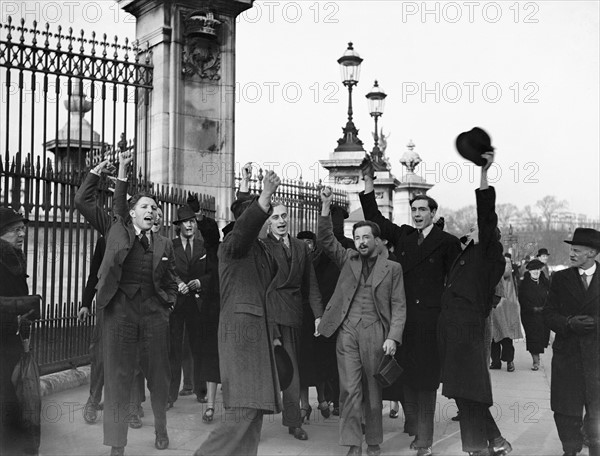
left=40, top=365, right=90, bottom=398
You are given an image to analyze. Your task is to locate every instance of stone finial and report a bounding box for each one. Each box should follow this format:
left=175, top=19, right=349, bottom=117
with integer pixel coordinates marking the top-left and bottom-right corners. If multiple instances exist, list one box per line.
left=400, top=139, right=422, bottom=173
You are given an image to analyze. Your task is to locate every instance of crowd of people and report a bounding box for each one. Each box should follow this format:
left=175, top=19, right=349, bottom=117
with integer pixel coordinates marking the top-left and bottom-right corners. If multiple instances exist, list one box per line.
left=1, top=133, right=599, bottom=456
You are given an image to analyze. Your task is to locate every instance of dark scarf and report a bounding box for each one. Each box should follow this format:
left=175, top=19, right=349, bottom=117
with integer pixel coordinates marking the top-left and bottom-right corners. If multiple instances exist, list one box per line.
left=0, top=237, right=27, bottom=277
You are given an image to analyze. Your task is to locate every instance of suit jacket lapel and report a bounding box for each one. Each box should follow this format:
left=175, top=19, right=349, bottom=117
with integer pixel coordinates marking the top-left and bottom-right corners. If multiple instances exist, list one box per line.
left=349, top=254, right=362, bottom=282
left=153, top=234, right=165, bottom=272
left=582, top=262, right=600, bottom=309
left=371, top=253, right=390, bottom=289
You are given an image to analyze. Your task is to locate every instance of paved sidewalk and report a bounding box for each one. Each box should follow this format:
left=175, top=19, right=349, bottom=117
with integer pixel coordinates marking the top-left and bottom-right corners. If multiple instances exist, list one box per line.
left=39, top=339, right=584, bottom=456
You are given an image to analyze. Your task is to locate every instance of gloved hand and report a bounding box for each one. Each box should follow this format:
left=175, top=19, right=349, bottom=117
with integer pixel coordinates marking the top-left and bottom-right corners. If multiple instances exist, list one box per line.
left=567, top=315, right=596, bottom=335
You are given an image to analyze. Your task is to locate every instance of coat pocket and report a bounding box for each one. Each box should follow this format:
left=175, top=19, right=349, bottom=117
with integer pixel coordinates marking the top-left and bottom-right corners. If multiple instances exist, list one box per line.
left=234, top=303, right=264, bottom=317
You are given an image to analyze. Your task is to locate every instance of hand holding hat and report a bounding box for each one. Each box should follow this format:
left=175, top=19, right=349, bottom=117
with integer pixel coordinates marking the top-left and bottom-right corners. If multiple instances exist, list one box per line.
left=456, top=127, right=495, bottom=166
left=360, top=155, right=376, bottom=180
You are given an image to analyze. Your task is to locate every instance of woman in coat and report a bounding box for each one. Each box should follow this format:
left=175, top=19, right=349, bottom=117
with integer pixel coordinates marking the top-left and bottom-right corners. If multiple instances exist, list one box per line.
left=518, top=259, right=550, bottom=370
left=0, top=206, right=40, bottom=455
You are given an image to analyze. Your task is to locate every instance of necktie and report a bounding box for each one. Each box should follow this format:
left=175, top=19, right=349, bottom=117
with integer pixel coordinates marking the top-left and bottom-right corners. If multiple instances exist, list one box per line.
left=140, top=231, right=149, bottom=251
left=581, top=273, right=589, bottom=290
left=417, top=229, right=424, bottom=246
left=185, top=240, right=192, bottom=262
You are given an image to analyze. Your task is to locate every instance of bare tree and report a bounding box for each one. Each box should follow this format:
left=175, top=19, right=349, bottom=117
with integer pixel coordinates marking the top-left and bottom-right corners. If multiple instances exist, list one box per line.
left=441, top=205, right=476, bottom=237
left=521, top=205, right=542, bottom=231
left=536, top=196, right=568, bottom=231
left=496, top=203, right=519, bottom=230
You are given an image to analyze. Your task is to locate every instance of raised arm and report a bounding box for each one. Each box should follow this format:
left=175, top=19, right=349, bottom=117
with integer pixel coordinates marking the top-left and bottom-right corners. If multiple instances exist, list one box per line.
left=317, top=187, right=349, bottom=269
left=74, top=161, right=114, bottom=236
left=112, top=151, right=133, bottom=219
left=475, top=152, right=503, bottom=263
left=359, top=159, right=413, bottom=242
left=220, top=171, right=280, bottom=259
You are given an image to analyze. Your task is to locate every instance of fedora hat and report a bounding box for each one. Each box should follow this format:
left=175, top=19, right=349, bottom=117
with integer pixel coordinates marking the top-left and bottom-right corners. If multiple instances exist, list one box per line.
left=455, top=127, right=494, bottom=166
left=564, top=228, right=600, bottom=250
left=174, top=206, right=196, bottom=224
left=536, top=248, right=550, bottom=257
left=0, top=206, right=29, bottom=232
left=274, top=345, right=293, bottom=391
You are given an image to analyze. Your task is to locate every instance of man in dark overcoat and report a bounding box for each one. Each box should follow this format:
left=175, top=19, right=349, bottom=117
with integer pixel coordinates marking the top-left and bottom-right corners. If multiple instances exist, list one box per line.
left=167, top=206, right=210, bottom=408
left=359, top=160, right=461, bottom=455
left=194, top=171, right=283, bottom=456
left=437, top=152, right=512, bottom=456
left=263, top=200, right=323, bottom=441
left=543, top=228, right=600, bottom=456
left=318, top=187, right=406, bottom=456
left=75, top=153, right=178, bottom=456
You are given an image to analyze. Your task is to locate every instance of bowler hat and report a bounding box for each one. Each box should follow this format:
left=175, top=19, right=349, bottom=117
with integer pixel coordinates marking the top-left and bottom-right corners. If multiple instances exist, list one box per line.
left=455, top=127, right=494, bottom=166
left=0, top=206, right=29, bottom=232
left=536, top=248, right=550, bottom=257
left=564, top=228, right=600, bottom=250
left=330, top=204, right=349, bottom=220
left=274, top=345, right=293, bottom=391
left=174, top=206, right=196, bottom=224
left=230, top=192, right=258, bottom=220
left=297, top=231, right=316, bottom=241
left=526, top=259, right=545, bottom=271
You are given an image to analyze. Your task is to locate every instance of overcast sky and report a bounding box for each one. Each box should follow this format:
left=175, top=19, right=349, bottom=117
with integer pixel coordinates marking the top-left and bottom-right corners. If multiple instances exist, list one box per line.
left=2, top=1, right=599, bottom=218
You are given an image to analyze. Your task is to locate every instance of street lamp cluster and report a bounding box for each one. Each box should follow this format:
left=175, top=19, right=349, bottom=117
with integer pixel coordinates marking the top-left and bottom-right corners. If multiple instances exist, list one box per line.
left=335, top=42, right=388, bottom=170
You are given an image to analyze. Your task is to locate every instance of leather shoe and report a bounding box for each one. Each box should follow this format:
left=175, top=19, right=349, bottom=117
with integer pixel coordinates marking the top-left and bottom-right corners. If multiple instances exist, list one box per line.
left=165, top=401, right=173, bottom=411
left=83, top=401, right=98, bottom=424
left=197, top=396, right=208, bottom=403
left=489, top=362, right=501, bottom=370
left=128, top=414, right=142, bottom=429
left=179, top=388, right=194, bottom=396
left=155, top=432, right=169, bottom=450
left=490, top=436, right=512, bottom=455
left=506, top=362, right=515, bottom=372
left=389, top=409, right=399, bottom=419
left=367, top=444, right=381, bottom=456
left=417, top=447, right=432, bottom=456
left=110, top=447, right=124, bottom=456
left=288, top=427, right=308, bottom=440
left=410, top=438, right=418, bottom=450
left=346, top=446, right=362, bottom=456
left=451, top=411, right=461, bottom=421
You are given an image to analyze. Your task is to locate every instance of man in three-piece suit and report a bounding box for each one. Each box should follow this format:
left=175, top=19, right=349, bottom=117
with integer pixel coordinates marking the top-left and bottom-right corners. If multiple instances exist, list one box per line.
left=263, top=200, right=323, bottom=441
left=544, top=228, right=600, bottom=456
left=75, top=152, right=178, bottom=456
left=167, top=206, right=210, bottom=408
left=318, top=187, right=406, bottom=456
left=359, top=160, right=461, bottom=455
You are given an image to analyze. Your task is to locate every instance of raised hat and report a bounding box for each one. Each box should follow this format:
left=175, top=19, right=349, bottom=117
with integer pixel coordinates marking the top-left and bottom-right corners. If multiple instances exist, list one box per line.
left=564, top=228, right=600, bottom=250
left=455, top=127, right=494, bottom=166
left=230, top=192, right=258, bottom=220
left=0, top=206, right=29, bottom=232
left=526, top=259, right=545, bottom=271
left=274, top=345, right=293, bottom=391
left=536, top=248, right=550, bottom=256
left=174, top=206, right=196, bottom=224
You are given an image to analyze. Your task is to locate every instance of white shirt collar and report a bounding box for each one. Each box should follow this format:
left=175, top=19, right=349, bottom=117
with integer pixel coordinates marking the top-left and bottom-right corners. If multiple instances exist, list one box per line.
left=580, top=263, right=596, bottom=276
left=421, top=223, right=434, bottom=239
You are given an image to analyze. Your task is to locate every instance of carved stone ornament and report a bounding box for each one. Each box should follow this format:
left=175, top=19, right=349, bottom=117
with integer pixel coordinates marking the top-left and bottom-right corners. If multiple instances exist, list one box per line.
left=335, top=176, right=359, bottom=185
left=375, top=191, right=385, bottom=199
left=182, top=37, right=221, bottom=80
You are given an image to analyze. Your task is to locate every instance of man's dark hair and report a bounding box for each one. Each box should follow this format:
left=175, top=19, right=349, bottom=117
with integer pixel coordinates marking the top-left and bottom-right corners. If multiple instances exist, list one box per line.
left=128, top=191, right=157, bottom=211
left=409, top=194, right=438, bottom=213
left=352, top=220, right=381, bottom=239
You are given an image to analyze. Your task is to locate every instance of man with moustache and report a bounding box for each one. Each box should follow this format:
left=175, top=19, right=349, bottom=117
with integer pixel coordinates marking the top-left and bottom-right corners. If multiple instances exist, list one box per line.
left=544, top=228, right=600, bottom=456
left=263, top=191, right=323, bottom=441
left=318, top=186, right=406, bottom=456
left=359, top=158, right=461, bottom=455
left=167, top=206, right=209, bottom=409
left=75, top=151, right=178, bottom=456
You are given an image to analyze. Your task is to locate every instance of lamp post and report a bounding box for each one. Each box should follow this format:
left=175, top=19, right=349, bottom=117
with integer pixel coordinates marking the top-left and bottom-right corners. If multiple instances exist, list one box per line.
left=334, top=42, right=365, bottom=152
left=366, top=80, right=387, bottom=168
